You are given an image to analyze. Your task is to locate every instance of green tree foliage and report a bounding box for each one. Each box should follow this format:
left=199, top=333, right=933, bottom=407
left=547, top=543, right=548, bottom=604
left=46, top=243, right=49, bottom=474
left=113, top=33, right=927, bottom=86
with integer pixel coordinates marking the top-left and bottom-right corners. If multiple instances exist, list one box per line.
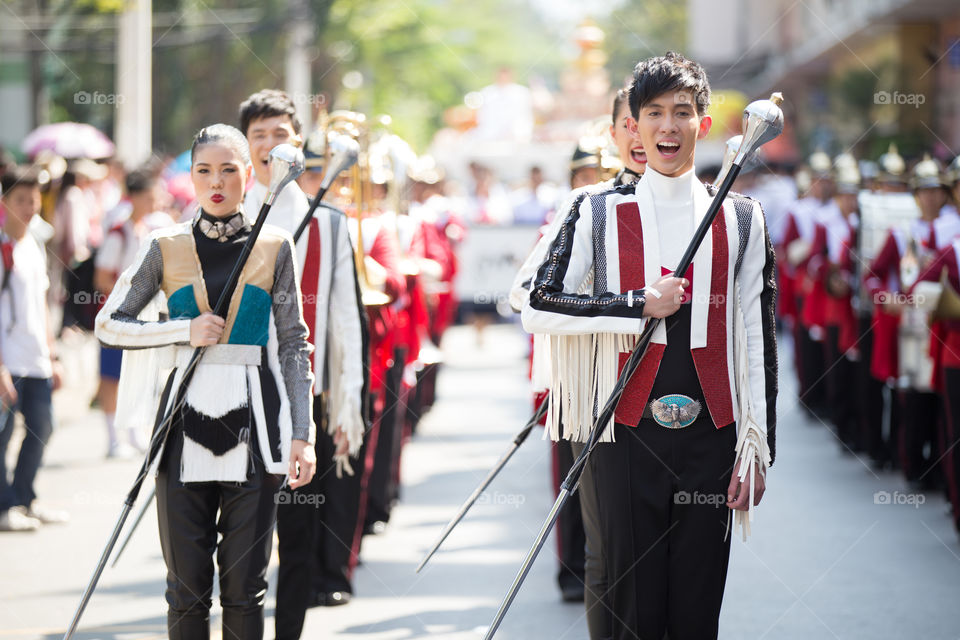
left=24, top=0, right=563, bottom=154
left=599, top=0, right=687, bottom=85
left=317, top=0, right=563, bottom=149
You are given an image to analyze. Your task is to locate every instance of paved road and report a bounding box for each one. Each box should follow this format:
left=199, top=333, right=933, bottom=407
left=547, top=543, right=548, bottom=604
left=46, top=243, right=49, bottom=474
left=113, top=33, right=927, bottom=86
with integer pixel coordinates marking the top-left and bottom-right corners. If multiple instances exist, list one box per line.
left=2, top=324, right=959, bottom=639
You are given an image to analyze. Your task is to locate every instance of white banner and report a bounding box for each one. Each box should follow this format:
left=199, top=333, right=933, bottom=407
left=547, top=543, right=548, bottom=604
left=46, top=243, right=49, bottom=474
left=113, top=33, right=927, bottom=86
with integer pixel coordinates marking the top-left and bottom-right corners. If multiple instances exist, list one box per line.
left=454, top=224, right=542, bottom=307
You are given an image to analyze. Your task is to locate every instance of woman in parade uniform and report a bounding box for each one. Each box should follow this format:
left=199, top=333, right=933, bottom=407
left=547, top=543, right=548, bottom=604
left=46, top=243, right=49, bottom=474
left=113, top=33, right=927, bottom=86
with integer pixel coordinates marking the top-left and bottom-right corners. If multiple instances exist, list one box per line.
left=95, top=124, right=316, bottom=640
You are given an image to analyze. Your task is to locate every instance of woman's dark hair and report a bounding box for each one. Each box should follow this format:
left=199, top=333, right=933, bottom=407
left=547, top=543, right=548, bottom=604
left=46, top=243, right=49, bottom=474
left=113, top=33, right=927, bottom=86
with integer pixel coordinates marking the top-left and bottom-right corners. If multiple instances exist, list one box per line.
left=629, top=51, right=711, bottom=118
left=612, top=87, right=629, bottom=125
left=190, top=124, right=251, bottom=166
left=239, top=89, right=302, bottom=137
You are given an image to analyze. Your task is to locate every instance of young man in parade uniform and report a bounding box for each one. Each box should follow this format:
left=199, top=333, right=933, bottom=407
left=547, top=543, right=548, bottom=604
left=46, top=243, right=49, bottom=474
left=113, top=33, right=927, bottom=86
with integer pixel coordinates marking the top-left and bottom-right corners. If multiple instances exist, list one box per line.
left=238, top=90, right=367, bottom=638
left=521, top=52, right=777, bottom=639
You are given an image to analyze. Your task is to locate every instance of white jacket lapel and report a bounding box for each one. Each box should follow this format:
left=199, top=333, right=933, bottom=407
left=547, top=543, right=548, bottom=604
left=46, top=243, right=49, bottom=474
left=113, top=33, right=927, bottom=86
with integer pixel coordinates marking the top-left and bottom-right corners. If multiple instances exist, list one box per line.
left=633, top=179, right=666, bottom=345
left=690, top=180, right=713, bottom=349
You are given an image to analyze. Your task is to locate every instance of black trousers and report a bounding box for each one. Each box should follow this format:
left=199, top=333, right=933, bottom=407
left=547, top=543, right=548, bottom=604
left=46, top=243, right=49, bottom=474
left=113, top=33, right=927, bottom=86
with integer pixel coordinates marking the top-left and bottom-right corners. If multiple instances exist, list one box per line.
left=552, top=439, right=586, bottom=592
left=900, top=390, right=941, bottom=484
left=156, top=426, right=280, bottom=640
left=366, top=349, right=406, bottom=526
left=825, top=326, right=857, bottom=448
left=275, top=394, right=367, bottom=640
left=943, top=368, right=960, bottom=532
left=580, top=419, right=736, bottom=640
left=857, top=315, right=887, bottom=463
left=799, top=326, right=827, bottom=416
left=572, top=441, right=610, bottom=640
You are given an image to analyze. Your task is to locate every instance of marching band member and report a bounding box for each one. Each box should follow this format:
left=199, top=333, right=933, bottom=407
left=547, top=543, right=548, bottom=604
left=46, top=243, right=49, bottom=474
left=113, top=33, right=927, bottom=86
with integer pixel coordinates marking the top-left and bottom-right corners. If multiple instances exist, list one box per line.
left=865, top=155, right=959, bottom=481
left=782, top=151, right=833, bottom=417
left=96, top=124, right=316, bottom=639
left=861, top=144, right=911, bottom=467
left=521, top=53, right=777, bottom=640
left=908, top=155, right=960, bottom=533
left=898, top=156, right=958, bottom=485
left=822, top=154, right=861, bottom=448
left=339, top=159, right=407, bottom=537
left=408, top=160, right=463, bottom=410
left=362, top=167, right=412, bottom=537
left=238, top=90, right=367, bottom=636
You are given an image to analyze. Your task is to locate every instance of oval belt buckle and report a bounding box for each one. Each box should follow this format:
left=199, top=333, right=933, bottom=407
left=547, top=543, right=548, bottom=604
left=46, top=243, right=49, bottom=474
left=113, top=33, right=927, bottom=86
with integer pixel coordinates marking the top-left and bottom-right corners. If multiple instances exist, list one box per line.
left=650, top=394, right=701, bottom=429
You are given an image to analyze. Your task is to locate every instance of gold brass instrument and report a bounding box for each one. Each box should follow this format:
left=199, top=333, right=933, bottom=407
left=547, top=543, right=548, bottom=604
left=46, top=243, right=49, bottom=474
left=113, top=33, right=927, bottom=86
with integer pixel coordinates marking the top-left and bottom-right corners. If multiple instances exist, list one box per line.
left=934, top=268, right=960, bottom=321
left=327, top=110, right=391, bottom=307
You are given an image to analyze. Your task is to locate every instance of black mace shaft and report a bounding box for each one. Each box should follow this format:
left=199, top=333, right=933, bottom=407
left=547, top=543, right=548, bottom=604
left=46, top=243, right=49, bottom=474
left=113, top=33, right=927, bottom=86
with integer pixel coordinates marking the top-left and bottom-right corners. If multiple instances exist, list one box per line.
left=483, top=163, right=745, bottom=639
left=416, top=397, right=549, bottom=573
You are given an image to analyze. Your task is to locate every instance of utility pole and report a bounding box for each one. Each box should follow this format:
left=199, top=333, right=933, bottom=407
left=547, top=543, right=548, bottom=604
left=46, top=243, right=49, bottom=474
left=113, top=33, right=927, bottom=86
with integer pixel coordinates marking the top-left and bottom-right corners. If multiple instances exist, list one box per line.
left=286, top=0, right=314, bottom=135
left=115, top=0, right=152, bottom=167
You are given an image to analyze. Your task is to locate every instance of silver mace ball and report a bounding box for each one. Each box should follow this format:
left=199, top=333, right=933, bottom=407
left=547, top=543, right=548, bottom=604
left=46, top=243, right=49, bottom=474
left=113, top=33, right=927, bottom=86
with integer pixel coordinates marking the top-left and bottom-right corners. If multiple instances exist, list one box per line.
left=735, top=92, right=784, bottom=166
left=264, top=143, right=306, bottom=207
left=320, top=132, right=361, bottom=191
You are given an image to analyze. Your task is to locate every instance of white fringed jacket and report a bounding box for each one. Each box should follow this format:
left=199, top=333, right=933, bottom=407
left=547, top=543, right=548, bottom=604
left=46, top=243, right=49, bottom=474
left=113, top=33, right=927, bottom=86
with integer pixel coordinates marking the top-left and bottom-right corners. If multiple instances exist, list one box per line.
left=246, top=182, right=366, bottom=460
left=520, top=170, right=779, bottom=537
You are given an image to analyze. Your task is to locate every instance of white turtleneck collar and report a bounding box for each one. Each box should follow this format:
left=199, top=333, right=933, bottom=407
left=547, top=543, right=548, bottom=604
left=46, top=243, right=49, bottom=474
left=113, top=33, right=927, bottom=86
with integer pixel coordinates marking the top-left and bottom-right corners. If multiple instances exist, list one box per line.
left=641, top=165, right=698, bottom=270
left=641, top=165, right=697, bottom=206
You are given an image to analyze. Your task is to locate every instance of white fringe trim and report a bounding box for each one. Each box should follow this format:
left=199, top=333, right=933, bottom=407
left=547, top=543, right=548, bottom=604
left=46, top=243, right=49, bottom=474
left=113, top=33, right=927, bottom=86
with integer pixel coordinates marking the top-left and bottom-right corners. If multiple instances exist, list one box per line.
left=327, top=331, right=364, bottom=458
left=180, top=434, right=249, bottom=483
left=184, top=363, right=249, bottom=419
left=727, top=282, right=771, bottom=542
left=544, top=332, right=639, bottom=443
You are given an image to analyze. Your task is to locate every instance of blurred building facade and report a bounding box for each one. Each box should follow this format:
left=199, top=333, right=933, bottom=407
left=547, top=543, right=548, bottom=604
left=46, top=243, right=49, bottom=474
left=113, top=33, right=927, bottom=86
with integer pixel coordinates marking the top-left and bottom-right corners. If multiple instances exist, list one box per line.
left=689, top=0, right=960, bottom=161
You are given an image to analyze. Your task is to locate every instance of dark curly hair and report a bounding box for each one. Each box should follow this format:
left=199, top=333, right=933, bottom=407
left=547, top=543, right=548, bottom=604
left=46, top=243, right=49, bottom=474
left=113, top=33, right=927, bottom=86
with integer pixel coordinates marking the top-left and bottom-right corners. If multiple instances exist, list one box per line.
left=239, top=89, right=302, bottom=138
left=628, top=52, right=711, bottom=118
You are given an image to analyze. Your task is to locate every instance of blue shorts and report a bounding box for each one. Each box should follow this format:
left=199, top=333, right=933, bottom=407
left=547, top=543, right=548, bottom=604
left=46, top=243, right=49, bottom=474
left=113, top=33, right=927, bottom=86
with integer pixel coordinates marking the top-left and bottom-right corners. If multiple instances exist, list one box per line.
left=99, top=346, right=123, bottom=380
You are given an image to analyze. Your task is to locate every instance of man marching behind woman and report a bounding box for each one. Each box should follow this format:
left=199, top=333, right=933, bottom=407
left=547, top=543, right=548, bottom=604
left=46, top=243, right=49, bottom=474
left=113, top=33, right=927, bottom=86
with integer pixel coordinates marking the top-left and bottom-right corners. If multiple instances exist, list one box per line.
left=95, top=124, right=316, bottom=639
left=238, top=89, right=367, bottom=639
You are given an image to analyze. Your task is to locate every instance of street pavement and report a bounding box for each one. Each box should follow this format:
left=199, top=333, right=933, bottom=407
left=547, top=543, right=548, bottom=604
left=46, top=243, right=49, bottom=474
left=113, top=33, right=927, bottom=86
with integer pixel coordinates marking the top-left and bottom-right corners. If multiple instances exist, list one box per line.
left=1, top=324, right=959, bottom=639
